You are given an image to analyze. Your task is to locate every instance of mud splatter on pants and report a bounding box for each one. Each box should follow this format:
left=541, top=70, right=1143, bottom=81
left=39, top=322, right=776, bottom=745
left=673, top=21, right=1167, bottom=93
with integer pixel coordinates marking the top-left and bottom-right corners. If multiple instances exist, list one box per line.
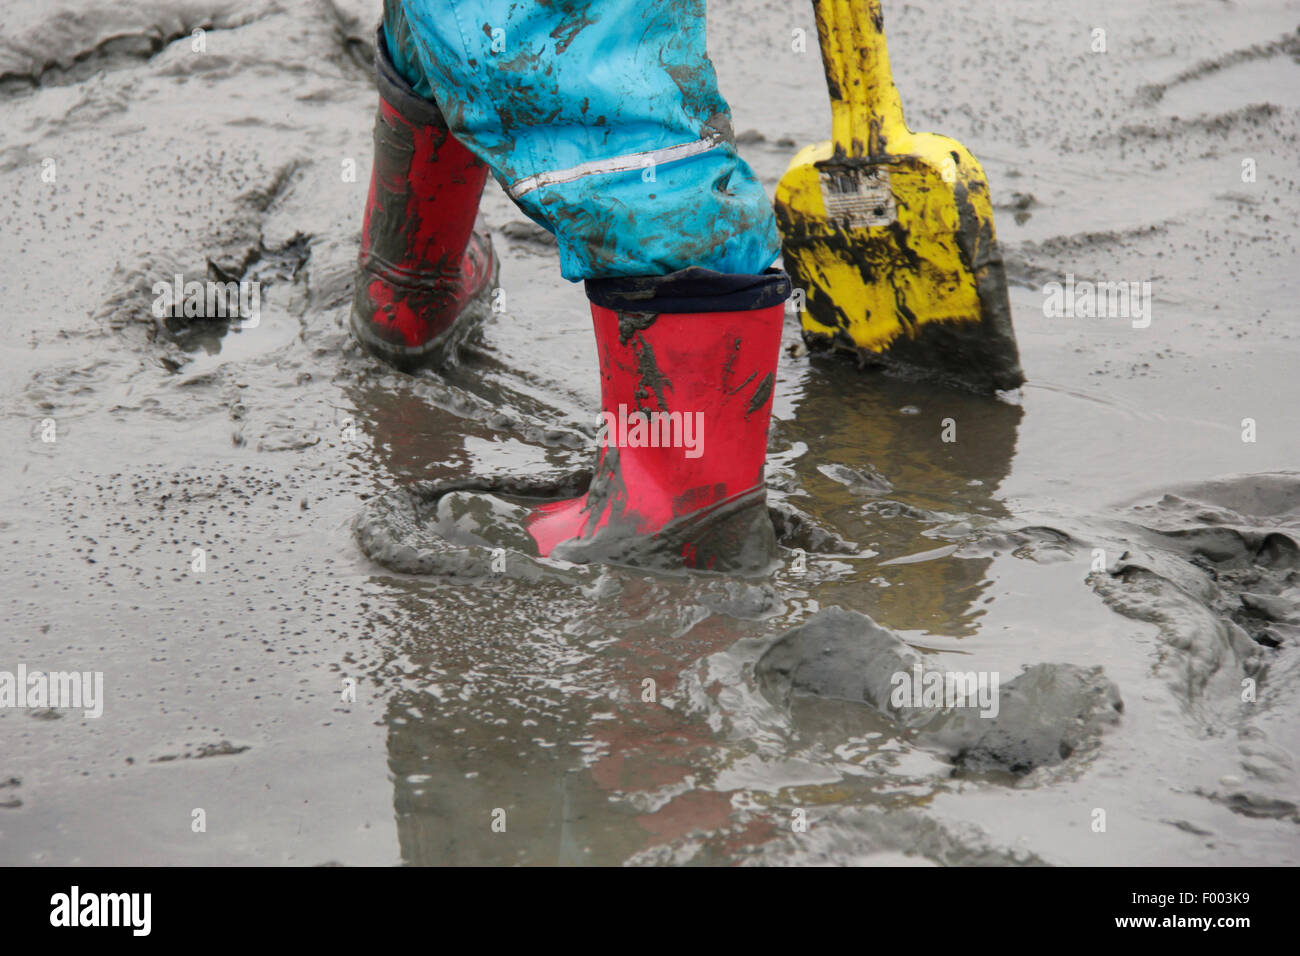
left=382, top=0, right=780, bottom=281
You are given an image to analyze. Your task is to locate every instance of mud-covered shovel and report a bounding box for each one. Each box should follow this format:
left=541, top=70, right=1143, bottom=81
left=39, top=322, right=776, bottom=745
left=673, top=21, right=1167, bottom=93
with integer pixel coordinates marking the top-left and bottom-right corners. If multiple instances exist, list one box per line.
left=775, top=0, right=1025, bottom=393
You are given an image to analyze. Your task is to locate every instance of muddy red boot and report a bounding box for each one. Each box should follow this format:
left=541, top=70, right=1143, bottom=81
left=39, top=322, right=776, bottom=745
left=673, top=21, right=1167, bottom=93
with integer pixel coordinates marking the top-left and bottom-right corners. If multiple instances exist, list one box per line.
left=526, top=268, right=791, bottom=574
left=350, top=28, right=498, bottom=370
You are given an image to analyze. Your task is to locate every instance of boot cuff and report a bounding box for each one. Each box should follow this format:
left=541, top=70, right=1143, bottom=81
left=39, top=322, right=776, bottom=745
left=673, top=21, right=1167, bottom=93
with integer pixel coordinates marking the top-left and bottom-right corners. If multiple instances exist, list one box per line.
left=374, top=24, right=448, bottom=129
left=585, top=267, right=791, bottom=314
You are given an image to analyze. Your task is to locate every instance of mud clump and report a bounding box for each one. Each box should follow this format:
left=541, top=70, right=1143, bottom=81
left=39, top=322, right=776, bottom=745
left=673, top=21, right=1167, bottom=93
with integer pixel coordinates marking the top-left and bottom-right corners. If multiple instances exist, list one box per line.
left=926, top=664, right=1124, bottom=774
left=757, top=607, right=919, bottom=711
left=756, top=607, right=1123, bottom=775
left=765, top=498, right=858, bottom=553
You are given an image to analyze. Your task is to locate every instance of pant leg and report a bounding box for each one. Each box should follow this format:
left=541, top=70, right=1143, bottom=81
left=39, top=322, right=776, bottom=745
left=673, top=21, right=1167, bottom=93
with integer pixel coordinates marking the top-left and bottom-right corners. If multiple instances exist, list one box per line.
left=383, top=0, right=779, bottom=282
left=383, top=0, right=438, bottom=102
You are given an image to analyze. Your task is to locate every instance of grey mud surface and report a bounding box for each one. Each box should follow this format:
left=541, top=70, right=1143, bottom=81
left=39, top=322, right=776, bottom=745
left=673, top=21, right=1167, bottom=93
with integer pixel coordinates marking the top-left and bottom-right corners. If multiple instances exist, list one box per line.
left=2, top=0, right=1298, bottom=864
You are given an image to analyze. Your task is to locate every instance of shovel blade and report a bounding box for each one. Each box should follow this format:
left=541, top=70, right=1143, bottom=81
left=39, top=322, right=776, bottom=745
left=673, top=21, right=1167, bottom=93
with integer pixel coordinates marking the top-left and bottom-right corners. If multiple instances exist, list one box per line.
left=776, top=132, right=1024, bottom=394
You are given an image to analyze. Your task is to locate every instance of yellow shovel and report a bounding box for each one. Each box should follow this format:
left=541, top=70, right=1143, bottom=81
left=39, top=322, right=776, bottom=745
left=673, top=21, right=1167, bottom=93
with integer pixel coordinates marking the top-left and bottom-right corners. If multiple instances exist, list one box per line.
left=775, top=0, right=1024, bottom=394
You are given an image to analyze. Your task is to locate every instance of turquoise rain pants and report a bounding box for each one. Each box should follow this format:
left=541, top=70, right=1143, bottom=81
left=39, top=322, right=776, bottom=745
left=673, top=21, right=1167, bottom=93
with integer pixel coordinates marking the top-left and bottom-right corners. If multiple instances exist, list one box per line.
left=382, top=0, right=780, bottom=281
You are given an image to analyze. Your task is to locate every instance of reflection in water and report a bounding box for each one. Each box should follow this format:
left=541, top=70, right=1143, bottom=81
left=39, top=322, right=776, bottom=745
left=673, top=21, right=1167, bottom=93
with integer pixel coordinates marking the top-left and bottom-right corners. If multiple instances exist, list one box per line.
left=780, top=359, right=1023, bottom=637
left=375, top=573, right=779, bottom=864
left=344, top=372, right=474, bottom=481
left=349, top=343, right=1024, bottom=864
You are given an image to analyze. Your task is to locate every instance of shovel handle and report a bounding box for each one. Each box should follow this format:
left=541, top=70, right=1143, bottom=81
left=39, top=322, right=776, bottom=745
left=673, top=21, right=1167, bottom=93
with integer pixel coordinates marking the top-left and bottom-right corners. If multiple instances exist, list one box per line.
left=814, top=0, right=907, bottom=158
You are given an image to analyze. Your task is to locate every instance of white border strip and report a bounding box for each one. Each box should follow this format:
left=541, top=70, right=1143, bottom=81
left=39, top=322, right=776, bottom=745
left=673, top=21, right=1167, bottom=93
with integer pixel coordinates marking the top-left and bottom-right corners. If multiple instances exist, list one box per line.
left=507, top=133, right=725, bottom=200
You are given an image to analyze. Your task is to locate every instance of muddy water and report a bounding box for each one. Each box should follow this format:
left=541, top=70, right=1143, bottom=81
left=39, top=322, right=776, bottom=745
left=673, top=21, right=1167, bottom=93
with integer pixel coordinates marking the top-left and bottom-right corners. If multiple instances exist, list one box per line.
left=1, top=0, right=1297, bottom=865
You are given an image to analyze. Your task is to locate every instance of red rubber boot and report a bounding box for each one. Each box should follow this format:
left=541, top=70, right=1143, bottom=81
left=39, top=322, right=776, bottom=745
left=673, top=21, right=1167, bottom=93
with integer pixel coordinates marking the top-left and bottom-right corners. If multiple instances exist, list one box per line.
left=350, top=28, right=498, bottom=370
left=526, top=268, right=791, bottom=574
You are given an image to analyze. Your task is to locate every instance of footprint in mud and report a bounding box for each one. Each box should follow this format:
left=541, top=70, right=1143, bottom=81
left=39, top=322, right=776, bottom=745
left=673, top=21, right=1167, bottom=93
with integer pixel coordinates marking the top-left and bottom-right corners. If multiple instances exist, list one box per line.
left=1072, top=475, right=1292, bottom=716
left=931, top=472, right=1298, bottom=817
left=353, top=470, right=858, bottom=583
left=1090, top=474, right=1300, bottom=820
left=1113, top=473, right=1300, bottom=648
left=354, top=470, right=598, bottom=583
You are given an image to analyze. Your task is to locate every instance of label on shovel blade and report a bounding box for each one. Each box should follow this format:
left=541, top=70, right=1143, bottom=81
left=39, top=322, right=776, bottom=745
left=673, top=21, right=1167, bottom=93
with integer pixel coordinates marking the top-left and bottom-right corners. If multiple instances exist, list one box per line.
left=820, top=165, right=895, bottom=228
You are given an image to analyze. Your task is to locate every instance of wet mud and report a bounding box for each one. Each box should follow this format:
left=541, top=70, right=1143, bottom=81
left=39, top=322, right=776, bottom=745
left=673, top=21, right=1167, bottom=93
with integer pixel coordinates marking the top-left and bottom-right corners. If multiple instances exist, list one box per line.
left=355, top=461, right=847, bottom=580
left=754, top=607, right=1124, bottom=776
left=1, top=0, right=1298, bottom=864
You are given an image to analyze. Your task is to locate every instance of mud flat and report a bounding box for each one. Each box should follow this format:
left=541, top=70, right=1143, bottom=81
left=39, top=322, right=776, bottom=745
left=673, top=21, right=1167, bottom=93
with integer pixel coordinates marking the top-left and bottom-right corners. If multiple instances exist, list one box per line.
left=0, top=0, right=1297, bottom=864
